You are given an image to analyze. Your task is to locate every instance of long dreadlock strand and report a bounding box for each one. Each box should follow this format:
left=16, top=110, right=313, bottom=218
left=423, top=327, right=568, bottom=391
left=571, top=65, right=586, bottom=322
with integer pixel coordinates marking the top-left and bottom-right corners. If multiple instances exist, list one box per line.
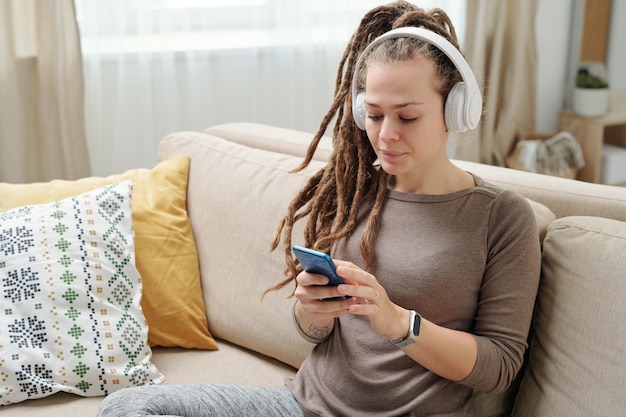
left=267, top=1, right=460, bottom=297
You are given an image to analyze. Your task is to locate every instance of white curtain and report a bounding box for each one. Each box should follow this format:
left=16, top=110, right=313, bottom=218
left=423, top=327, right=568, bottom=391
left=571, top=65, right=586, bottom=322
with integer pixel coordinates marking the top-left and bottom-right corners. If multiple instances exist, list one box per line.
left=74, top=0, right=465, bottom=176
left=0, top=0, right=90, bottom=183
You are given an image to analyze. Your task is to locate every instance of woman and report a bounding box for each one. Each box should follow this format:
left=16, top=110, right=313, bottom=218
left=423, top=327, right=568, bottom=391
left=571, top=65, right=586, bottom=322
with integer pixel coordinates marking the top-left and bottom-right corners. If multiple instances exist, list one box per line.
left=97, top=2, right=540, bottom=416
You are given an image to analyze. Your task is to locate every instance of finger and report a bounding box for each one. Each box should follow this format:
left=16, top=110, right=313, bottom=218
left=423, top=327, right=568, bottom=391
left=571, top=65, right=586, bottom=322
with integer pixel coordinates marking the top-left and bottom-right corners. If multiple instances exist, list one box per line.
left=347, top=301, right=379, bottom=316
left=299, top=296, right=355, bottom=317
left=333, top=259, right=357, bottom=268
left=337, top=283, right=380, bottom=302
left=297, top=282, right=350, bottom=303
left=335, top=263, right=376, bottom=287
left=296, top=271, right=330, bottom=287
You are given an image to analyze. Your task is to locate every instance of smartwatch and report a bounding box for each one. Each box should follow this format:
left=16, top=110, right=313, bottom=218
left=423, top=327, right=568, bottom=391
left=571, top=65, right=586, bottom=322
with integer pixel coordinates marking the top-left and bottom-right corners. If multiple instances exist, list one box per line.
left=391, top=310, right=421, bottom=348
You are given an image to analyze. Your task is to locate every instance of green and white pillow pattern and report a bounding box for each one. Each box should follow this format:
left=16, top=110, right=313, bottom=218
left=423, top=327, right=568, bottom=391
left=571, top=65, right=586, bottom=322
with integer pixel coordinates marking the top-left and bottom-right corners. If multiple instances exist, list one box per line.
left=0, top=180, right=164, bottom=406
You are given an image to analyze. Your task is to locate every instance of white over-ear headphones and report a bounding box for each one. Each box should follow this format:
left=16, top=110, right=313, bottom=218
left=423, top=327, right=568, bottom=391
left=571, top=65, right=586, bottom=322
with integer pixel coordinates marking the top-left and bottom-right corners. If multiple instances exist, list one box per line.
left=351, top=27, right=482, bottom=133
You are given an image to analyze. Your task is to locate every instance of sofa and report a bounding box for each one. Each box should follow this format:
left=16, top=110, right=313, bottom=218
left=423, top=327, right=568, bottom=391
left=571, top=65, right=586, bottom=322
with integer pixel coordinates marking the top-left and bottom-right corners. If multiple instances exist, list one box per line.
left=2, top=122, right=626, bottom=417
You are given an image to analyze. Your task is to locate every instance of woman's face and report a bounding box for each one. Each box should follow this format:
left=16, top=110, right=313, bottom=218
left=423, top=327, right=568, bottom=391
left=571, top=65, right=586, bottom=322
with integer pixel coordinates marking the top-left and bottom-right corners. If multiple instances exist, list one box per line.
left=364, top=56, right=449, bottom=193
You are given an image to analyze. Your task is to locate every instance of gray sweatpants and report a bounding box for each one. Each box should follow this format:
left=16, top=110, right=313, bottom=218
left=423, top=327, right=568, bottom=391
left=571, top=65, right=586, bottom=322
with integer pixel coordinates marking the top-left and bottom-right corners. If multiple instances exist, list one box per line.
left=96, top=384, right=304, bottom=417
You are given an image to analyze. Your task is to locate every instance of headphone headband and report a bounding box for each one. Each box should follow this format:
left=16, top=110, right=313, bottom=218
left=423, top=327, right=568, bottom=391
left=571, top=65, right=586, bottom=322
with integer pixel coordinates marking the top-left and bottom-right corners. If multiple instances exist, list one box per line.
left=351, top=27, right=482, bottom=132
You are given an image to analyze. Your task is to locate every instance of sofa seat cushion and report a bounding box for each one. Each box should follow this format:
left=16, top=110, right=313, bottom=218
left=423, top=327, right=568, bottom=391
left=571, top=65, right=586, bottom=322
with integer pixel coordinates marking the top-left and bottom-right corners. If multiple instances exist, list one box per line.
left=0, top=156, right=217, bottom=350
left=5, top=392, right=104, bottom=417
left=5, top=340, right=297, bottom=417
left=150, top=342, right=297, bottom=386
left=512, top=216, right=626, bottom=416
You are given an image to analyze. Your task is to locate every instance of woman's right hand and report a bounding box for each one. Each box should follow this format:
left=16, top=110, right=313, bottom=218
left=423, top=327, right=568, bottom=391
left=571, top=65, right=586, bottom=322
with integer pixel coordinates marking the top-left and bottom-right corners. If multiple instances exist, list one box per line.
left=292, top=270, right=356, bottom=341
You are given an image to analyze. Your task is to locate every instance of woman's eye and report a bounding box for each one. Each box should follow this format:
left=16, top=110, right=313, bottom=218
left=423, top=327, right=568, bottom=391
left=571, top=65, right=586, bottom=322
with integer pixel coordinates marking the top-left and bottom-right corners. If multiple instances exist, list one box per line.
left=367, top=114, right=383, bottom=121
left=400, top=117, right=417, bottom=123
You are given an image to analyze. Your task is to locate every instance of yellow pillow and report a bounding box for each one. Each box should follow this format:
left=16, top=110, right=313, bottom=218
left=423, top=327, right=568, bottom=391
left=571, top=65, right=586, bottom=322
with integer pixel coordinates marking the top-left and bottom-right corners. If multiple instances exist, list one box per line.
left=0, top=156, right=218, bottom=350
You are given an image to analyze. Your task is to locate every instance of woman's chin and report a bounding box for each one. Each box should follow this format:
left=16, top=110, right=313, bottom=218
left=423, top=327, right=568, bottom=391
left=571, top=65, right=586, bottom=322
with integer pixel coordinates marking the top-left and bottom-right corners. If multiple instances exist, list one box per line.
left=379, top=161, right=405, bottom=176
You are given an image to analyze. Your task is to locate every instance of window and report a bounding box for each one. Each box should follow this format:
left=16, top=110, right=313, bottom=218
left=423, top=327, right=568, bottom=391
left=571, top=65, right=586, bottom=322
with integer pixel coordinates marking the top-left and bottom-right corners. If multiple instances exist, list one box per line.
left=75, top=0, right=466, bottom=55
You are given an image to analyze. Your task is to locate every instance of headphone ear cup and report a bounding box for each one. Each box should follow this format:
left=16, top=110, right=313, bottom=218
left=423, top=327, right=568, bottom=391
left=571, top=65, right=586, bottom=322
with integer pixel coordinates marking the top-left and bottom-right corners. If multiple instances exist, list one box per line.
left=353, top=91, right=367, bottom=130
left=444, top=82, right=468, bottom=133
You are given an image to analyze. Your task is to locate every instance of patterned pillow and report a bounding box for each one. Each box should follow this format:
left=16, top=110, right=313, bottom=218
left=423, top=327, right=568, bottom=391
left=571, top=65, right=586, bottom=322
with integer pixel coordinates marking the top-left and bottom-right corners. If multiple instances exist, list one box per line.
left=0, top=181, right=165, bottom=406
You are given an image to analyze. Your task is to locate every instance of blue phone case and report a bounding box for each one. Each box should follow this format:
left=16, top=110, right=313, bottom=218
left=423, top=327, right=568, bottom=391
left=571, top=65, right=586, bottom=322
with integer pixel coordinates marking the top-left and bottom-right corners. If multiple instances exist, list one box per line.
left=292, top=246, right=345, bottom=286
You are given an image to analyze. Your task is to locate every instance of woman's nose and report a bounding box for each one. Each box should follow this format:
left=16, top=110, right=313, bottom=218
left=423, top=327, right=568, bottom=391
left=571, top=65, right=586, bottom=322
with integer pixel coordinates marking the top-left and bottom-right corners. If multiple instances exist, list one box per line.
left=379, top=118, right=399, bottom=142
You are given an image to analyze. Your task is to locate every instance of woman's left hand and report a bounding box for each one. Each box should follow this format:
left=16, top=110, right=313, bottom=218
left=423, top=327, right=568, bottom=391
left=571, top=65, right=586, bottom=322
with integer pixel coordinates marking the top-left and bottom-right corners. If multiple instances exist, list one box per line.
left=335, top=260, right=478, bottom=381
left=334, top=260, right=411, bottom=341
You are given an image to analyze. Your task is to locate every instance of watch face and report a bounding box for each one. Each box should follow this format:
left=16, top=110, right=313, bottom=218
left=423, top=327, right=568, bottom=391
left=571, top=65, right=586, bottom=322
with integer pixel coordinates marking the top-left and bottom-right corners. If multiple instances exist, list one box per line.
left=412, top=312, right=421, bottom=337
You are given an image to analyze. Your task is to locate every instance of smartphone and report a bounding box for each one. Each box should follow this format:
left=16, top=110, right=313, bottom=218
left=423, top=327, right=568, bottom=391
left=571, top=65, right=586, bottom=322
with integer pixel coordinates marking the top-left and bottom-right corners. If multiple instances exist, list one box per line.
left=292, top=246, right=347, bottom=293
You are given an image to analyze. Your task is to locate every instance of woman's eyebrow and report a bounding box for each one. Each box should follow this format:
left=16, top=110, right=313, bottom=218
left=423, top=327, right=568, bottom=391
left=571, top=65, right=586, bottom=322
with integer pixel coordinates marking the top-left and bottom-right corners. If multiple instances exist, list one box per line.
left=365, top=101, right=425, bottom=109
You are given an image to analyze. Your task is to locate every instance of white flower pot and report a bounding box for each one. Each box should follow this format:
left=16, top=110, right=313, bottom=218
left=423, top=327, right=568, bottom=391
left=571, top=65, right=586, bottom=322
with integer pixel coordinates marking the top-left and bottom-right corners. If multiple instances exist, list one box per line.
left=573, top=87, right=610, bottom=117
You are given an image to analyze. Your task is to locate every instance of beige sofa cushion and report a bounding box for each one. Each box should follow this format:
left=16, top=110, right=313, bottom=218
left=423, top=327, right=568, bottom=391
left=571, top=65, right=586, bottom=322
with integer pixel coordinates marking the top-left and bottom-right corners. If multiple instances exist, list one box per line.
left=158, top=131, right=321, bottom=369
left=453, top=159, right=626, bottom=222
left=204, top=122, right=333, bottom=162
left=512, top=216, right=626, bottom=416
left=7, top=342, right=298, bottom=417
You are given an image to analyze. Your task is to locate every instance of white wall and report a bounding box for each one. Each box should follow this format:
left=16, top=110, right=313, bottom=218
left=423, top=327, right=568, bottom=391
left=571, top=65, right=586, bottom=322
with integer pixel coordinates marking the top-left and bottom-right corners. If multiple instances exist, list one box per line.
left=535, top=0, right=626, bottom=133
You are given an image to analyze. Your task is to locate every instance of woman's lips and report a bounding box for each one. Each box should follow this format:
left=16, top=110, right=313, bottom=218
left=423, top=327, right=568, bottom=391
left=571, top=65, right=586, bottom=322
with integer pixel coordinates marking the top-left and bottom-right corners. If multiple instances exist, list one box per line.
left=380, top=149, right=405, bottom=160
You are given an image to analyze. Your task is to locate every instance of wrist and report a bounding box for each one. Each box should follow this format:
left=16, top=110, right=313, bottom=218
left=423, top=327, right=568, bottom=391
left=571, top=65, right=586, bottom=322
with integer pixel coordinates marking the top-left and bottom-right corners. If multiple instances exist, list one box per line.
left=389, top=307, right=411, bottom=341
left=390, top=309, right=421, bottom=348
left=292, top=300, right=333, bottom=343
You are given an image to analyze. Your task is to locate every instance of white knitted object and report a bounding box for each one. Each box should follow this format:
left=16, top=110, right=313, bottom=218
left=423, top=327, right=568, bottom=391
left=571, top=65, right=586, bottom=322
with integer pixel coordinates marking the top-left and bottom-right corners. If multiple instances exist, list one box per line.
left=517, top=132, right=585, bottom=175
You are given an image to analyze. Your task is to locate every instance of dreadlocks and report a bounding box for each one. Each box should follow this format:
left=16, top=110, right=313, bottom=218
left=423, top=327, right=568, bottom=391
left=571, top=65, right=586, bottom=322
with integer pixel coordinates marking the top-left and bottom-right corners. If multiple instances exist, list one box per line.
left=267, top=1, right=461, bottom=295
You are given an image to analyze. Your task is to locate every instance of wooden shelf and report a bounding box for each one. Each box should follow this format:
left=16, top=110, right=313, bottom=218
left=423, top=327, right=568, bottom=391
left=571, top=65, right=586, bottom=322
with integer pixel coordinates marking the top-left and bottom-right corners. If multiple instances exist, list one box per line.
left=558, top=91, right=626, bottom=183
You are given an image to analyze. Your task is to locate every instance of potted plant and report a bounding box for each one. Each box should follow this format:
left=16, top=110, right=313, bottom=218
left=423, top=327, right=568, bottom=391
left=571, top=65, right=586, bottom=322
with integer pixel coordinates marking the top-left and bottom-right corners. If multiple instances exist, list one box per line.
left=573, top=68, right=610, bottom=117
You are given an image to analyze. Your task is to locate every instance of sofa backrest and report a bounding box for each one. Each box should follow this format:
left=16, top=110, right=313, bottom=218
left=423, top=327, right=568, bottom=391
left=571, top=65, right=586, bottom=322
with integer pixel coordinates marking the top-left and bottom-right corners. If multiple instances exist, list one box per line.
left=205, top=122, right=626, bottom=222
left=453, top=159, right=626, bottom=221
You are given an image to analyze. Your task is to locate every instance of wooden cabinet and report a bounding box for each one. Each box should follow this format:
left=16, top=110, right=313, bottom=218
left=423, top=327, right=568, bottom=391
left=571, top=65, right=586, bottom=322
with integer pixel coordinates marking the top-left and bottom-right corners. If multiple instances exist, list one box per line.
left=558, top=92, right=626, bottom=183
